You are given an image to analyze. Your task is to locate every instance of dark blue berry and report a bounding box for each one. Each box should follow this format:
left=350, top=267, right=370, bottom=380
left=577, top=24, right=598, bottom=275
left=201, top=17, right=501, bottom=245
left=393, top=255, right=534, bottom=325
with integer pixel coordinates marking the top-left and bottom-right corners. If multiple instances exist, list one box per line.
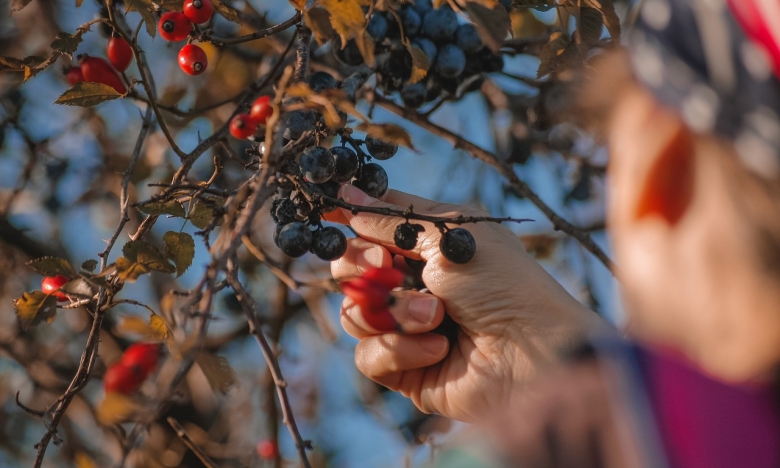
left=367, top=14, right=388, bottom=42
left=412, top=38, right=438, bottom=64
left=401, top=82, right=428, bottom=108
left=300, top=146, right=335, bottom=183
left=329, top=146, right=359, bottom=183
left=399, top=5, right=422, bottom=36
left=317, top=180, right=341, bottom=212
left=276, top=221, right=312, bottom=258
left=353, top=163, right=388, bottom=198
left=456, top=24, right=482, bottom=54
left=498, top=0, right=512, bottom=11
left=283, top=110, right=318, bottom=140
left=413, top=0, right=432, bottom=14
left=308, top=71, right=337, bottom=93
left=365, top=137, right=398, bottom=160
left=439, top=228, right=476, bottom=263
left=435, top=44, right=466, bottom=78
left=421, top=7, right=458, bottom=42
left=312, top=226, right=348, bottom=260
left=334, top=39, right=364, bottom=66
left=273, top=198, right=298, bottom=225
left=394, top=223, right=425, bottom=250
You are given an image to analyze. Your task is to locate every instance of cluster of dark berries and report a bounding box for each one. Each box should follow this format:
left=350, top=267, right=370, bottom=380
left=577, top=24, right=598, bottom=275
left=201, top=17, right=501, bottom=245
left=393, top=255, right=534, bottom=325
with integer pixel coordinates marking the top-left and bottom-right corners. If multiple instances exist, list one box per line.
left=394, top=222, right=476, bottom=264
left=64, top=36, right=132, bottom=94
left=334, top=0, right=504, bottom=107
left=157, top=0, right=213, bottom=75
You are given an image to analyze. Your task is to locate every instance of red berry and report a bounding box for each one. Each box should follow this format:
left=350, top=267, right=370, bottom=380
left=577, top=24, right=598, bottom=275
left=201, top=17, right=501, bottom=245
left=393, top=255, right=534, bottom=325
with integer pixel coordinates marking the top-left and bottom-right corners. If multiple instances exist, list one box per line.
left=341, top=268, right=405, bottom=332
left=107, top=36, right=133, bottom=72
left=178, top=44, right=208, bottom=76
left=121, top=343, right=161, bottom=378
left=41, top=274, right=70, bottom=302
left=361, top=268, right=405, bottom=291
left=229, top=113, right=258, bottom=139
left=65, top=66, right=84, bottom=86
left=103, top=362, right=144, bottom=394
left=158, top=12, right=192, bottom=42
left=256, top=440, right=278, bottom=460
left=183, top=0, right=213, bottom=24
left=341, top=277, right=394, bottom=311
left=79, top=55, right=127, bottom=94
left=249, top=96, right=273, bottom=124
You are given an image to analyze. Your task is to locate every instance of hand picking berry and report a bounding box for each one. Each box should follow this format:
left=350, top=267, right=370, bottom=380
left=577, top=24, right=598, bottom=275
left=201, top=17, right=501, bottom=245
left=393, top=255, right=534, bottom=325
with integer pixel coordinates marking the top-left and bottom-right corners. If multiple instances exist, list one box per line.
left=365, top=137, right=398, bottom=160
left=440, top=228, right=477, bottom=264
left=341, top=268, right=405, bottom=332
left=394, top=223, right=425, bottom=250
left=353, top=163, right=388, bottom=198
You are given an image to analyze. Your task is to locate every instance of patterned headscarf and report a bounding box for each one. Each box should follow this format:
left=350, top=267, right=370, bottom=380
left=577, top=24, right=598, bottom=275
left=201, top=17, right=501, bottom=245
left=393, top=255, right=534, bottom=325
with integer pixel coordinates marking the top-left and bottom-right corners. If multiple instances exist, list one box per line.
left=630, top=0, right=780, bottom=178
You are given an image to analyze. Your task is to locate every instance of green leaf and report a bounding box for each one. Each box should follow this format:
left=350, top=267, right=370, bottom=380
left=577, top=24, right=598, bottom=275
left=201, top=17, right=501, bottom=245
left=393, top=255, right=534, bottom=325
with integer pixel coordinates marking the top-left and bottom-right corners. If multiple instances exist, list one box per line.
left=119, top=240, right=176, bottom=278
left=14, top=291, right=58, bottom=331
left=137, top=200, right=187, bottom=217
left=26, top=257, right=75, bottom=277
left=196, top=353, right=237, bottom=395
left=465, top=2, right=513, bottom=54
left=125, top=0, right=158, bottom=38
left=50, top=31, right=83, bottom=58
left=114, top=257, right=150, bottom=282
left=81, top=259, right=98, bottom=272
left=55, top=82, right=123, bottom=107
left=163, top=231, right=195, bottom=277
left=189, top=199, right=222, bottom=230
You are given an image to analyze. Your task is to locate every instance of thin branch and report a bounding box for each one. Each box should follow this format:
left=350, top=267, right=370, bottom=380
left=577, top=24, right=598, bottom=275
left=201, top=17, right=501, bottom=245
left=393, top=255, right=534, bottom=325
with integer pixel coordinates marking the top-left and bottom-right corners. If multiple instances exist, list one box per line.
left=226, top=266, right=313, bottom=468
left=373, top=95, right=615, bottom=273
left=241, top=236, right=338, bottom=292
left=167, top=418, right=221, bottom=468
left=293, top=20, right=311, bottom=83
left=202, top=13, right=300, bottom=47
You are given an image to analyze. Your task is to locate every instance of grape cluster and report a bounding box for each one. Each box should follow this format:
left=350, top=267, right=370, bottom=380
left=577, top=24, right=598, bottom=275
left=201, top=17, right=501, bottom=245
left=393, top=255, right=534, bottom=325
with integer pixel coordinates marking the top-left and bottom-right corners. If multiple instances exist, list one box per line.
left=334, top=0, right=504, bottom=107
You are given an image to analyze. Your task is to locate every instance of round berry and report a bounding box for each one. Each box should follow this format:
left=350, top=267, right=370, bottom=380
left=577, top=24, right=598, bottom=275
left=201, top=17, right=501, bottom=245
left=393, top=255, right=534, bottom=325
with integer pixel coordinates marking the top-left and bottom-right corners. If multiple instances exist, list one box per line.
left=158, top=12, right=192, bottom=42
left=178, top=44, right=208, bottom=75
left=329, top=146, right=359, bottom=183
left=421, top=7, right=459, bottom=42
left=79, top=55, right=127, bottom=94
left=413, top=0, right=433, bottom=14
left=456, top=24, right=483, bottom=54
left=42, top=274, right=70, bottom=301
left=353, top=163, right=388, bottom=198
left=439, top=228, right=476, bottom=264
left=312, top=227, right=348, bottom=261
left=366, top=14, right=388, bottom=42
left=104, top=362, right=143, bottom=394
left=229, top=114, right=258, bottom=139
left=276, top=222, right=312, bottom=258
left=257, top=440, right=278, bottom=460
left=435, top=44, right=466, bottom=79
left=317, top=180, right=341, bottom=212
left=283, top=110, right=318, bottom=141
left=121, top=343, right=161, bottom=378
left=250, top=95, right=273, bottom=124
left=183, top=0, right=213, bottom=24
left=412, top=38, right=438, bottom=64
left=398, top=5, right=422, bottom=36
left=65, top=66, right=84, bottom=86
left=401, top=82, right=427, bottom=108
left=365, top=137, right=398, bottom=160
left=299, top=146, right=335, bottom=183
left=107, top=36, right=133, bottom=72
left=273, top=198, right=298, bottom=225
left=333, top=39, right=364, bottom=66
left=394, top=223, right=425, bottom=250
left=307, top=71, right=337, bottom=93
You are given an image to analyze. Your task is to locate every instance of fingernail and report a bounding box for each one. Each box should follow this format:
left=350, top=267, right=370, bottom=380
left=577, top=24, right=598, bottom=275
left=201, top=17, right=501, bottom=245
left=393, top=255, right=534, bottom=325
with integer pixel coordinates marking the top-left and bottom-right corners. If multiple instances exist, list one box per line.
left=408, top=297, right=438, bottom=326
left=422, top=335, right=447, bottom=354
left=357, top=246, right=386, bottom=271
left=340, top=184, right=376, bottom=207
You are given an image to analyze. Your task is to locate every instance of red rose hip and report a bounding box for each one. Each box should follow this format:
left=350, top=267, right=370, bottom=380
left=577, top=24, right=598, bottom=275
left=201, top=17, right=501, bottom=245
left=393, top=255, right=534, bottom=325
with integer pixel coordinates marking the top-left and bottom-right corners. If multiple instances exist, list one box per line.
left=229, top=113, right=258, bottom=139
left=178, top=44, right=208, bottom=75
left=79, top=55, right=127, bottom=94
left=42, top=274, right=70, bottom=301
left=107, top=36, right=133, bottom=72
left=65, top=66, right=84, bottom=86
left=249, top=95, right=273, bottom=124
left=158, top=12, right=192, bottom=42
left=183, top=0, right=213, bottom=24
left=103, top=362, right=144, bottom=394
left=121, top=343, right=161, bottom=378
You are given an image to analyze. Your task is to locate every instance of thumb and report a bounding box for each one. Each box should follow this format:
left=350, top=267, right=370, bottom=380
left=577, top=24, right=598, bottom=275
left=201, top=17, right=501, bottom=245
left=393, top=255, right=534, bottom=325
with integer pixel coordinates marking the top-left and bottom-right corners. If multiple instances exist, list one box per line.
left=338, top=184, right=458, bottom=261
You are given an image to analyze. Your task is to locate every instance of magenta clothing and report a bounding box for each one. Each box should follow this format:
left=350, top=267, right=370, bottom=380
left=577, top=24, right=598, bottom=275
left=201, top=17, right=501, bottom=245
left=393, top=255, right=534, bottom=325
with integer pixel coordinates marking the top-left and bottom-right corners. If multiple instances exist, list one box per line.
left=639, top=347, right=780, bottom=468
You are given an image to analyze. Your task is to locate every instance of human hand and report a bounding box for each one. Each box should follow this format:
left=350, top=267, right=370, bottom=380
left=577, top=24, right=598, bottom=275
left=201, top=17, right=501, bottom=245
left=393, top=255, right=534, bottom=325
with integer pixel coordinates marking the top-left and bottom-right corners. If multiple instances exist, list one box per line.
left=332, top=184, right=610, bottom=422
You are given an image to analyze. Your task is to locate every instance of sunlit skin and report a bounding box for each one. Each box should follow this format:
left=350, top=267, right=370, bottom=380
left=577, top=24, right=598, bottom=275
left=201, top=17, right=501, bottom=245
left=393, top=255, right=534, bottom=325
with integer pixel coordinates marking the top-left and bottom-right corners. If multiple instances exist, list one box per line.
left=333, top=80, right=780, bottom=422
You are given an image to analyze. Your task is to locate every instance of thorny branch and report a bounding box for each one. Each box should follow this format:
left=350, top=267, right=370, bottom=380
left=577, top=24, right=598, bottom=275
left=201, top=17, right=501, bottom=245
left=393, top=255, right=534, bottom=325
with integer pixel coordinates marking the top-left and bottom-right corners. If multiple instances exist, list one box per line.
left=167, top=417, right=222, bottom=468
left=202, top=12, right=301, bottom=47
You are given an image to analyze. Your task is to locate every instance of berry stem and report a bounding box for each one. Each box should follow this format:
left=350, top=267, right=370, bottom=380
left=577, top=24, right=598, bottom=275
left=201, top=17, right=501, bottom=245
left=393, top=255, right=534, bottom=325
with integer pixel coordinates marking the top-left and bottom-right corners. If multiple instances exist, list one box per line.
left=294, top=19, right=312, bottom=83
left=201, top=12, right=300, bottom=46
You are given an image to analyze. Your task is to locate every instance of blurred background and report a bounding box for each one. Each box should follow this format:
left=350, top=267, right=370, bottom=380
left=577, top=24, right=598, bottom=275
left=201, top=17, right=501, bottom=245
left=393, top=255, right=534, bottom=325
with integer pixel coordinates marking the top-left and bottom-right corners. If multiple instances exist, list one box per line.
left=0, top=0, right=631, bottom=465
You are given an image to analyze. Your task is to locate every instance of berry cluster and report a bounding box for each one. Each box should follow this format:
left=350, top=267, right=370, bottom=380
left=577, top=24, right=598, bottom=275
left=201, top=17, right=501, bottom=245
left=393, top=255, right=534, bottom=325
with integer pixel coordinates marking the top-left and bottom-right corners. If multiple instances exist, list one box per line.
left=158, top=0, right=214, bottom=75
left=64, top=35, right=132, bottom=94
left=335, top=1, right=504, bottom=107
left=104, top=343, right=162, bottom=395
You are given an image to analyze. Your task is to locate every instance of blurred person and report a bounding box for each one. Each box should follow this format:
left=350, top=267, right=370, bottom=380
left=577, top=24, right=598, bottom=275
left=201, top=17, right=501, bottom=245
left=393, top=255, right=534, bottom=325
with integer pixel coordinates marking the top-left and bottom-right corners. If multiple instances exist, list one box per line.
left=330, top=0, right=780, bottom=466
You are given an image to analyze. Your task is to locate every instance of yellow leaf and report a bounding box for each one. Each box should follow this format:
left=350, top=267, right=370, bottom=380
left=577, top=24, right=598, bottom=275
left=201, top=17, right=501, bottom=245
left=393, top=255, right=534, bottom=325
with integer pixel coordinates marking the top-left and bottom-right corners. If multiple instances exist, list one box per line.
left=196, top=353, right=236, bottom=395
left=14, top=291, right=57, bottom=331
left=354, top=32, right=376, bottom=68
left=97, top=392, right=140, bottom=425
left=320, top=0, right=369, bottom=45
left=117, top=313, right=171, bottom=342
left=149, top=314, right=171, bottom=341
left=115, top=257, right=150, bottom=282
left=74, top=452, right=96, bottom=468
left=305, top=8, right=335, bottom=44
left=405, top=42, right=430, bottom=84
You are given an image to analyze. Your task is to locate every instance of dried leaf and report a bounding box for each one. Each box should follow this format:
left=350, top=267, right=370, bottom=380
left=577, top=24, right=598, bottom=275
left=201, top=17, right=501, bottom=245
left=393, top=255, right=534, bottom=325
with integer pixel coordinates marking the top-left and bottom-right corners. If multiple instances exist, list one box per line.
left=189, top=199, right=222, bottom=230
left=155, top=0, right=183, bottom=11
left=466, top=1, right=513, bottom=54
left=125, top=0, right=158, bottom=38
left=320, top=0, right=369, bottom=45
left=163, top=231, right=195, bottom=277
left=196, top=353, right=236, bottom=394
left=536, top=32, right=577, bottom=78
left=405, top=43, right=430, bottom=84
left=97, top=392, right=140, bottom=425
left=149, top=313, right=171, bottom=341
left=137, top=200, right=187, bottom=217
left=55, top=82, right=123, bottom=107
left=26, top=257, right=75, bottom=277
left=357, top=122, right=415, bottom=150
left=305, top=8, right=335, bottom=45
left=211, top=0, right=242, bottom=23
left=573, top=6, right=603, bottom=47
left=118, top=313, right=170, bottom=341
left=354, top=32, right=376, bottom=68
left=511, top=9, right=548, bottom=38
left=51, top=31, right=83, bottom=58
left=582, top=0, right=620, bottom=41
left=114, top=257, right=150, bottom=282
left=14, top=291, right=58, bottom=331
left=81, top=259, right=98, bottom=272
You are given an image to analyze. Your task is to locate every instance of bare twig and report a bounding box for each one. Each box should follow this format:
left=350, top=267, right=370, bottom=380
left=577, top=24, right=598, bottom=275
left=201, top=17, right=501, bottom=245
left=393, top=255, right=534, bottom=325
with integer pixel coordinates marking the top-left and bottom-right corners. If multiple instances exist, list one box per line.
left=203, top=13, right=300, bottom=47
left=293, top=20, right=311, bottom=83
left=167, top=417, right=222, bottom=468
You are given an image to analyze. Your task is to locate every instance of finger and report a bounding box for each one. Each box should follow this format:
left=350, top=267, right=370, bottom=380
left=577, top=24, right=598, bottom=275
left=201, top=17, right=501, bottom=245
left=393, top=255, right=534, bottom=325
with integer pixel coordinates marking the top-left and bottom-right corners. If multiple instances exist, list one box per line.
left=340, top=290, right=445, bottom=338
left=339, top=185, right=485, bottom=260
left=330, top=238, right=392, bottom=281
left=322, top=209, right=350, bottom=224
left=354, top=333, right=449, bottom=389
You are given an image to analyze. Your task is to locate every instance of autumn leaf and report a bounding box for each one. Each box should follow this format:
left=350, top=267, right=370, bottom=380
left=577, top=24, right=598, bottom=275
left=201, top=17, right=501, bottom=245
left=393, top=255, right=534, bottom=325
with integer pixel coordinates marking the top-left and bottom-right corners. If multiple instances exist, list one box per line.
left=211, top=0, right=242, bottom=23
left=55, top=82, right=123, bottom=107
left=114, top=257, right=151, bottom=282
left=26, top=257, right=75, bottom=277
left=305, top=8, right=335, bottom=44
left=137, top=200, right=187, bottom=217
left=357, top=122, right=415, bottom=150
left=405, top=42, right=430, bottom=84
left=536, top=31, right=578, bottom=78
left=50, top=31, right=84, bottom=58
left=118, top=313, right=171, bottom=341
left=97, top=392, right=140, bottom=425
left=320, top=0, right=370, bottom=45
left=189, top=198, right=223, bottom=230
left=163, top=231, right=195, bottom=277
left=196, top=353, right=237, bottom=395
left=81, top=259, right=98, bottom=272
left=466, top=1, right=513, bottom=54
left=14, top=291, right=58, bottom=331
left=125, top=0, right=158, bottom=38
